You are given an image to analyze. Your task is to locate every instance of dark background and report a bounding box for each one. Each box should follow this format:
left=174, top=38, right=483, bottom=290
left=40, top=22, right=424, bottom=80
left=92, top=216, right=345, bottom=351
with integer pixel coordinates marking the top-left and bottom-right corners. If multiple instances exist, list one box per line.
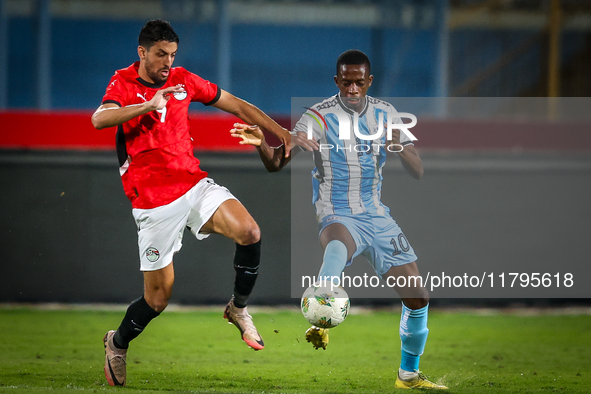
left=2, top=0, right=591, bottom=307
left=2, top=150, right=590, bottom=305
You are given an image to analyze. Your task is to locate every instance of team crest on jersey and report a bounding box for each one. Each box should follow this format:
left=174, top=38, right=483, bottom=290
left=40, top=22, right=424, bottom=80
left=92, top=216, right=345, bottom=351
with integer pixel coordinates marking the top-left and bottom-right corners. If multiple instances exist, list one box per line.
left=173, top=90, right=188, bottom=101
left=146, top=247, right=160, bottom=262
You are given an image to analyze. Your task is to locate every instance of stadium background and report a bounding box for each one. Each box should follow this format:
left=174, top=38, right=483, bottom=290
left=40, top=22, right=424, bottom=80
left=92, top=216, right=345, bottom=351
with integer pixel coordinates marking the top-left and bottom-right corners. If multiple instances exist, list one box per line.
left=0, top=0, right=590, bottom=305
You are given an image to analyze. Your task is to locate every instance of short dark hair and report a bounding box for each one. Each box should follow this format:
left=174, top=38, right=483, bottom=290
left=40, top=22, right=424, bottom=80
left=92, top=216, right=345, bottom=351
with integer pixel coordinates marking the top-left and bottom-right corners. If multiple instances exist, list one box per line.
left=336, top=49, right=371, bottom=76
left=138, top=19, right=179, bottom=49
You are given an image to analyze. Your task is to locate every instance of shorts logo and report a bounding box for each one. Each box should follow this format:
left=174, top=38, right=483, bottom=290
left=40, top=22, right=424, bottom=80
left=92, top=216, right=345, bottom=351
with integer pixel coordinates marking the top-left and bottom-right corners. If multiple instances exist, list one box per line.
left=146, top=247, right=160, bottom=262
left=324, top=216, right=341, bottom=223
left=173, top=90, right=187, bottom=101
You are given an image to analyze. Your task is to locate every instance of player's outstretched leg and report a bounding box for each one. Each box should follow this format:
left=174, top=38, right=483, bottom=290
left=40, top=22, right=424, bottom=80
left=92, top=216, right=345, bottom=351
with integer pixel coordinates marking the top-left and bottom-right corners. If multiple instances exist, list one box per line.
left=103, top=330, right=128, bottom=386
left=224, top=296, right=265, bottom=350
left=305, top=326, right=329, bottom=350
left=103, top=296, right=161, bottom=386
left=224, top=240, right=264, bottom=350
left=304, top=239, right=347, bottom=350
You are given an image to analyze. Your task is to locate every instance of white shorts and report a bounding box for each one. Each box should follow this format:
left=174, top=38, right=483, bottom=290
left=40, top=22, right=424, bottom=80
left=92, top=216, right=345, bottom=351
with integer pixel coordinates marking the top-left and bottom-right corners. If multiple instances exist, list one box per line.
left=132, top=177, right=237, bottom=271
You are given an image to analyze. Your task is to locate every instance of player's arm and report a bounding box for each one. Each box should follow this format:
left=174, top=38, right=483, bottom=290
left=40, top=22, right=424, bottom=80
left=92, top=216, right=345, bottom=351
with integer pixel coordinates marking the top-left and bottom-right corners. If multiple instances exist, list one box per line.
left=212, top=90, right=292, bottom=158
left=231, top=123, right=290, bottom=172
left=91, top=85, right=184, bottom=129
left=231, top=124, right=319, bottom=172
left=389, top=129, right=423, bottom=180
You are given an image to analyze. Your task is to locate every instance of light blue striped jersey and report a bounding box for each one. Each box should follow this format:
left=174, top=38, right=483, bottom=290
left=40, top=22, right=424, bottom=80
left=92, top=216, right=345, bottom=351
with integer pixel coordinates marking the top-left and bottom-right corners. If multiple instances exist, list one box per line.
left=293, top=94, right=414, bottom=222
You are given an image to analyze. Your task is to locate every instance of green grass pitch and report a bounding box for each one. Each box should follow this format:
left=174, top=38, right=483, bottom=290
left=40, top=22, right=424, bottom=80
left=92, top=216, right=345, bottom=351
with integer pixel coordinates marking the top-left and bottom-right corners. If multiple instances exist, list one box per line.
left=0, top=305, right=590, bottom=393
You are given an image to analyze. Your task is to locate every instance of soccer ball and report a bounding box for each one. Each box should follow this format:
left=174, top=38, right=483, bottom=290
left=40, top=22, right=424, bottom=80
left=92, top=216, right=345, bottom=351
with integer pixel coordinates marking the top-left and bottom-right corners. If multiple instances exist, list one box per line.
left=301, top=282, right=350, bottom=329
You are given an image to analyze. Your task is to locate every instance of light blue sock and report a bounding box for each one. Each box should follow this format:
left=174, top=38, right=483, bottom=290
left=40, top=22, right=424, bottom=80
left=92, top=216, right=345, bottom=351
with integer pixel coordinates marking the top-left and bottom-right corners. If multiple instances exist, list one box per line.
left=318, top=240, right=348, bottom=284
left=399, top=302, right=429, bottom=372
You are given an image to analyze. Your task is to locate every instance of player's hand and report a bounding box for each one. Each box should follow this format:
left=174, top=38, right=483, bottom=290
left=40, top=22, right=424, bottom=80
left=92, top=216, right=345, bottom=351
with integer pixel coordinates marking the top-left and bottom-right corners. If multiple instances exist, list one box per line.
left=292, top=131, right=319, bottom=152
left=280, top=131, right=292, bottom=158
left=149, top=85, right=185, bottom=111
left=388, top=127, right=401, bottom=144
left=230, top=123, right=264, bottom=146
left=387, top=127, right=402, bottom=151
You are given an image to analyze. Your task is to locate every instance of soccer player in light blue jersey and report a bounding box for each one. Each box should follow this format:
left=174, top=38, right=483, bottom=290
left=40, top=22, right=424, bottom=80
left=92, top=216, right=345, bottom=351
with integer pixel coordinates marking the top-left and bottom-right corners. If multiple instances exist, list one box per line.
left=231, top=50, right=447, bottom=390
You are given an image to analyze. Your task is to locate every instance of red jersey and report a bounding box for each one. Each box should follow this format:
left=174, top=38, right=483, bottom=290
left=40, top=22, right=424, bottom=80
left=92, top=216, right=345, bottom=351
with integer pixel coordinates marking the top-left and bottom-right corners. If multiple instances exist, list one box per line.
left=101, top=62, right=220, bottom=209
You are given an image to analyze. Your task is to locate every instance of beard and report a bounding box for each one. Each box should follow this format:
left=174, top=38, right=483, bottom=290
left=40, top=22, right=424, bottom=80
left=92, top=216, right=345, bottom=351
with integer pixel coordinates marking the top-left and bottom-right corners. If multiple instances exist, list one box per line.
left=148, top=69, right=168, bottom=85
left=144, top=61, right=169, bottom=85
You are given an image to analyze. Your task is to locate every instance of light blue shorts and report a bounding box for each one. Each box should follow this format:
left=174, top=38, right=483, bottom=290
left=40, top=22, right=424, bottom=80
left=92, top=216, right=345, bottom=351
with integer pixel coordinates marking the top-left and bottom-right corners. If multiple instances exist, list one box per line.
left=318, top=214, right=418, bottom=279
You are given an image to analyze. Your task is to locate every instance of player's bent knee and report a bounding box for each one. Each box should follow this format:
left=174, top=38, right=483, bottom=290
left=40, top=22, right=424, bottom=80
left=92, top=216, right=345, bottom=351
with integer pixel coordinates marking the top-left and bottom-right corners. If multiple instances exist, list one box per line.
left=419, top=288, right=430, bottom=306
left=145, top=296, right=169, bottom=313
left=236, top=222, right=260, bottom=245
left=402, top=291, right=429, bottom=309
left=144, top=287, right=173, bottom=313
left=153, top=302, right=169, bottom=313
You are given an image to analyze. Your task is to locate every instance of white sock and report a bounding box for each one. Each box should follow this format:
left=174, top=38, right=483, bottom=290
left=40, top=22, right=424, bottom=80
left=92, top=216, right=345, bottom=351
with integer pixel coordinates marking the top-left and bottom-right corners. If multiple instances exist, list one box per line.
left=398, top=368, right=418, bottom=381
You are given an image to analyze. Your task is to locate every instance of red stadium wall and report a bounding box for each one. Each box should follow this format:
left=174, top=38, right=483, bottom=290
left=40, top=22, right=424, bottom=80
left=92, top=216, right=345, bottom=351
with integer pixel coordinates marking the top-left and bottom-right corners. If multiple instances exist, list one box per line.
left=0, top=111, right=590, bottom=151
left=0, top=111, right=267, bottom=152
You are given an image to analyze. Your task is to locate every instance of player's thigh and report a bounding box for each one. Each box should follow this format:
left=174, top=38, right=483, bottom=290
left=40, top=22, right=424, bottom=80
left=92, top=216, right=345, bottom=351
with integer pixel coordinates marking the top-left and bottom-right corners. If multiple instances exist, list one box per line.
left=383, top=262, right=429, bottom=306
left=365, top=218, right=420, bottom=284
left=133, top=197, right=190, bottom=271
left=201, top=199, right=260, bottom=245
left=184, top=178, right=258, bottom=245
left=383, top=261, right=422, bottom=284
left=370, top=217, right=417, bottom=274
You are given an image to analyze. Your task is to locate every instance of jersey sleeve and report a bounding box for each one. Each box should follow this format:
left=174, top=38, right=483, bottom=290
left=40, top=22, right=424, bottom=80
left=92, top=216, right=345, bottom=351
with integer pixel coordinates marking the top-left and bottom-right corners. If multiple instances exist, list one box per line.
left=101, top=74, right=128, bottom=107
left=388, top=105, right=414, bottom=146
left=185, top=71, right=221, bottom=106
left=293, top=108, right=324, bottom=143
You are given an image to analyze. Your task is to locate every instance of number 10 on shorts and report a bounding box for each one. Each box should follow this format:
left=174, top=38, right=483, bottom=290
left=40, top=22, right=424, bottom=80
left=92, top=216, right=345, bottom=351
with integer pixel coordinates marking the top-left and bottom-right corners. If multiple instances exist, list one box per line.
left=390, top=233, right=410, bottom=256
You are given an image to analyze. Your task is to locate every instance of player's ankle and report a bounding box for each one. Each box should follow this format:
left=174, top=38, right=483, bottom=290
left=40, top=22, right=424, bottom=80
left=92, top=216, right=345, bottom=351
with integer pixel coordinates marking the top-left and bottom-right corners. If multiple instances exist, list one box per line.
left=398, top=368, right=418, bottom=381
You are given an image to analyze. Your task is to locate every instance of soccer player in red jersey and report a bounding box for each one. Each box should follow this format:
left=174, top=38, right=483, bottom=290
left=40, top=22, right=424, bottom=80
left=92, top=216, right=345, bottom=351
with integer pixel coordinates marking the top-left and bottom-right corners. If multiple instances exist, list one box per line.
left=91, top=20, right=291, bottom=387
